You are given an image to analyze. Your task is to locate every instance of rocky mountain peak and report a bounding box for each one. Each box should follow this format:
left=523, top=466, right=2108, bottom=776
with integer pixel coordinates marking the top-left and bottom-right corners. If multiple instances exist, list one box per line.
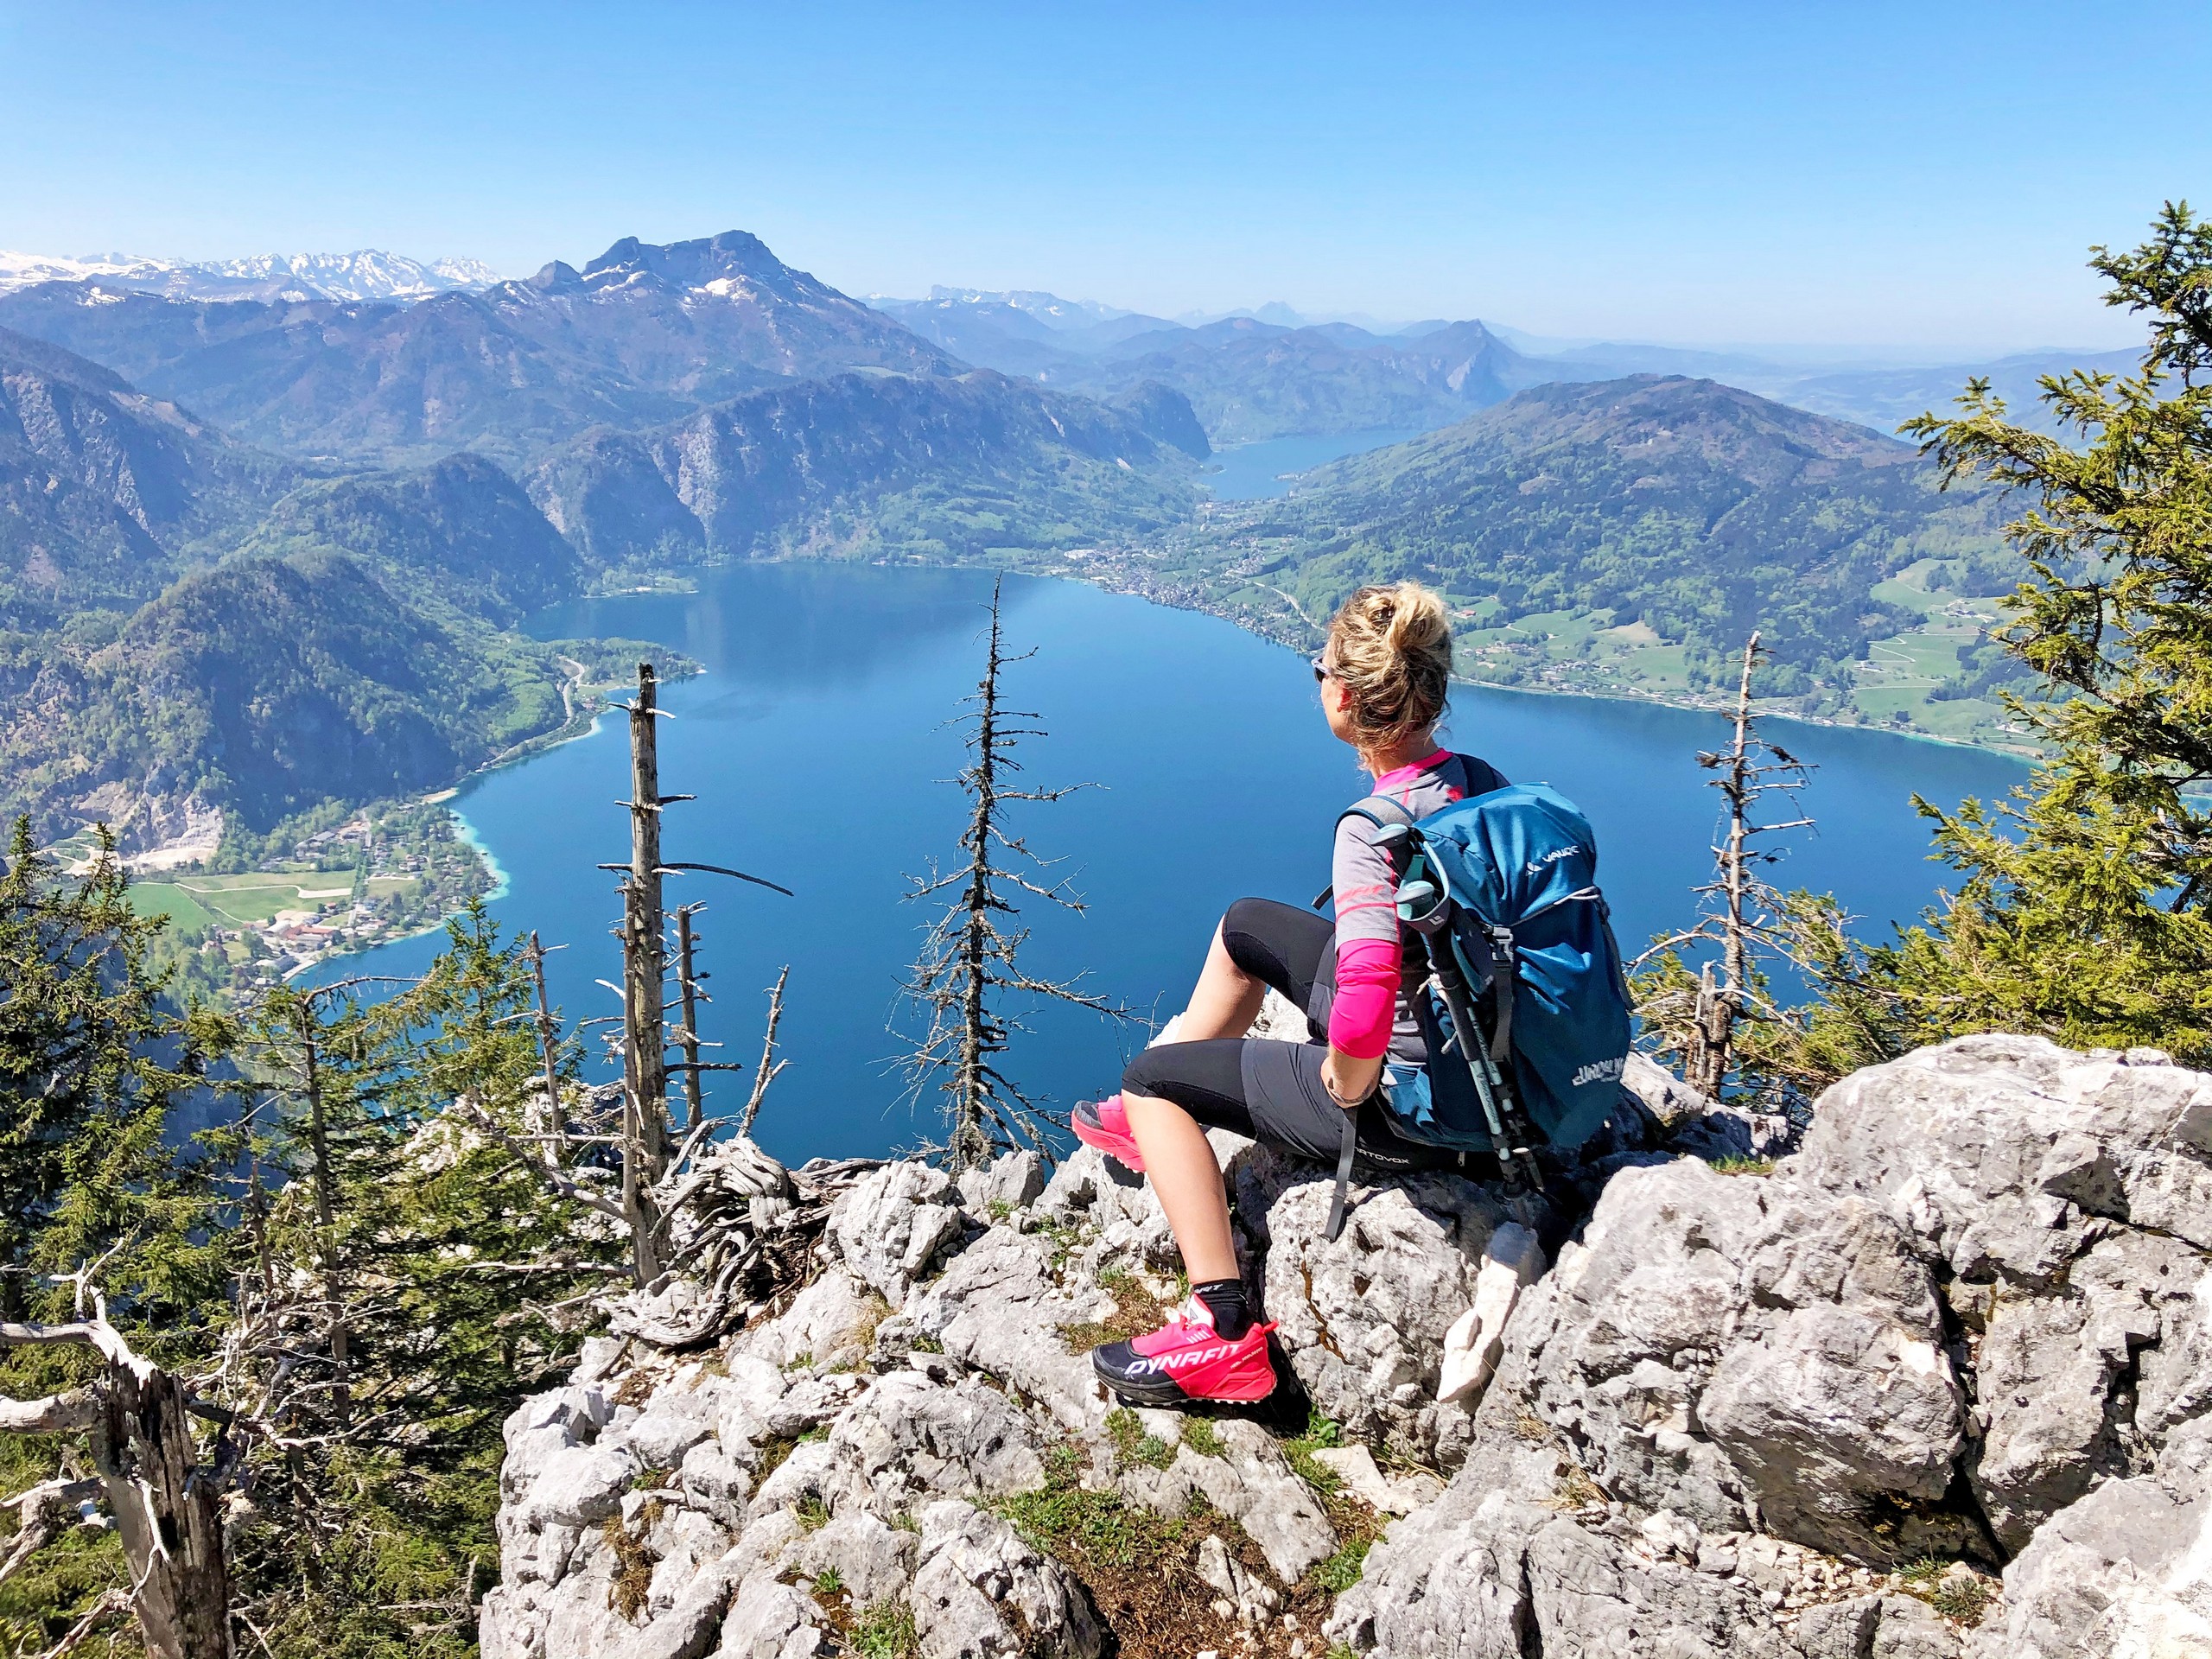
left=578, top=230, right=818, bottom=298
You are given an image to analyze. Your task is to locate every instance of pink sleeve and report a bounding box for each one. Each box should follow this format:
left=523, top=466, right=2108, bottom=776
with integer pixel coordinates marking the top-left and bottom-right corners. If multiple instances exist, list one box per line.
left=1328, top=936, right=1401, bottom=1060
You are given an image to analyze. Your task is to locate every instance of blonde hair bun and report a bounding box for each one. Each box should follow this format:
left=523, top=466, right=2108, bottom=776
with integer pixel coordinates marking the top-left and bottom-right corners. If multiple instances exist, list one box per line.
left=1324, top=581, right=1452, bottom=747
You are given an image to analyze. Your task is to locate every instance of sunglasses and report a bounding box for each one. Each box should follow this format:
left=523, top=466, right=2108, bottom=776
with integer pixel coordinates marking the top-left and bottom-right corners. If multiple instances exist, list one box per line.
left=1311, top=654, right=1332, bottom=683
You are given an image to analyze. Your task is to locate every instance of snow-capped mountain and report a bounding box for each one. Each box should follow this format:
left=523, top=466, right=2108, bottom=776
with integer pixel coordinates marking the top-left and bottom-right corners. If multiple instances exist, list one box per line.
left=919, top=285, right=1135, bottom=330
left=0, top=248, right=499, bottom=302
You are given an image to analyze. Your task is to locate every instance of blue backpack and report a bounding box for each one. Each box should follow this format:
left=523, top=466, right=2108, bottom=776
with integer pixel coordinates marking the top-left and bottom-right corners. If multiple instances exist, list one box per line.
left=1325, top=781, right=1632, bottom=1236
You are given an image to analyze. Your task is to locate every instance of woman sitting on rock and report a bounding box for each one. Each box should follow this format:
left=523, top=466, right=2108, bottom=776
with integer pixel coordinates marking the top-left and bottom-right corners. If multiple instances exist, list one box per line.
left=1072, top=580, right=1503, bottom=1408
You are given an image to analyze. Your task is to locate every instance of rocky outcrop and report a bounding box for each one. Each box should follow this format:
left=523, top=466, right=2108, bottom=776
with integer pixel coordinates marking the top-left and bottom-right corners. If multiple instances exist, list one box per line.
left=482, top=1035, right=2212, bottom=1659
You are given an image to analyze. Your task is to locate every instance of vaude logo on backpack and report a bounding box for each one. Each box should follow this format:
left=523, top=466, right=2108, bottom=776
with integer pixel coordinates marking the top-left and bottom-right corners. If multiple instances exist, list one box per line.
left=1338, top=781, right=1634, bottom=1193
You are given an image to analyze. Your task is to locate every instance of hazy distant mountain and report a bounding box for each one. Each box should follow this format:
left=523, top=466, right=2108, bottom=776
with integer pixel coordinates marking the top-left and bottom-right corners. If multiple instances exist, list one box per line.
left=1758, top=349, right=2142, bottom=437
left=918, top=287, right=1141, bottom=330
left=0, top=232, right=957, bottom=466
left=1497, top=334, right=2145, bottom=436
left=0, top=248, right=499, bottom=302
left=881, top=284, right=1641, bottom=443
left=874, top=288, right=1184, bottom=376
left=874, top=296, right=1083, bottom=378
left=1054, top=316, right=1573, bottom=443
left=0, top=327, right=296, bottom=626
left=527, top=368, right=1199, bottom=568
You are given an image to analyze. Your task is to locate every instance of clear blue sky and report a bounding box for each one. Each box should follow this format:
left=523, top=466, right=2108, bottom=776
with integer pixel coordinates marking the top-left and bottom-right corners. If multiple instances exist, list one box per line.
left=2, top=1, right=2202, bottom=350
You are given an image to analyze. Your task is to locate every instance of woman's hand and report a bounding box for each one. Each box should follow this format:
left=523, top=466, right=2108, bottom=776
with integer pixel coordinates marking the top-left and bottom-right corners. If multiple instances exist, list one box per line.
left=1321, top=1048, right=1383, bottom=1111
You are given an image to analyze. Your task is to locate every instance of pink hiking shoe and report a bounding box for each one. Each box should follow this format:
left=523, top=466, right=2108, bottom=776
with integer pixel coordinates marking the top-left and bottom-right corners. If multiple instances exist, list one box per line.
left=1071, top=1093, right=1144, bottom=1173
left=1090, top=1297, right=1280, bottom=1406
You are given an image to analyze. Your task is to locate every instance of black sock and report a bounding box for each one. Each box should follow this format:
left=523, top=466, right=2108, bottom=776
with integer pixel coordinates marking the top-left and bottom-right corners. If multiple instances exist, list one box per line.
left=1193, top=1277, right=1252, bottom=1340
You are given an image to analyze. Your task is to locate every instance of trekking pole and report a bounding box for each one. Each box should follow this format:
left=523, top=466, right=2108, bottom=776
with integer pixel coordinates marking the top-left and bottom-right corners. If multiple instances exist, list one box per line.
left=1420, top=925, right=1546, bottom=1194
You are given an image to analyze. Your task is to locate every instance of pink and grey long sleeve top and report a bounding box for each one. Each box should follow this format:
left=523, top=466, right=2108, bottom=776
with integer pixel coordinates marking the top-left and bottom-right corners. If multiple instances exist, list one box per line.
left=1326, top=750, right=1506, bottom=1062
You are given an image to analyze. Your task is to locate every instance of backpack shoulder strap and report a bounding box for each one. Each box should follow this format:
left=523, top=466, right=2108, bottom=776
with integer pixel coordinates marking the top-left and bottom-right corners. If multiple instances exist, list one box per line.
left=1454, top=753, right=1508, bottom=799
left=1338, top=794, right=1416, bottom=835
left=1313, top=794, right=1418, bottom=910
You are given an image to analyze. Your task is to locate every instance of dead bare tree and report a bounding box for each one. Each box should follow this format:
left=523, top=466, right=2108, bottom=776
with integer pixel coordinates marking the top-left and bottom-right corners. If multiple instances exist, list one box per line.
left=738, top=966, right=790, bottom=1139
left=593, top=664, right=792, bottom=1283
left=523, top=931, right=569, bottom=1152
left=0, top=1277, right=239, bottom=1659
left=897, top=577, right=1122, bottom=1168
left=1632, top=632, right=1815, bottom=1097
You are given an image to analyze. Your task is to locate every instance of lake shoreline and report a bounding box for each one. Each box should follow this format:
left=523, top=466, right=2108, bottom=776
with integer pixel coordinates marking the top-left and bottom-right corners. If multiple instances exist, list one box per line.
left=1008, top=556, right=2046, bottom=768
left=298, top=556, right=2034, bottom=988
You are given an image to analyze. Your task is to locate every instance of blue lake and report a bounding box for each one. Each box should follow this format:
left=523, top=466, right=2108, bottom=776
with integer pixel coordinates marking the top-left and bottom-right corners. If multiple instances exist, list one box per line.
left=1202, top=428, right=1429, bottom=499
left=312, top=563, right=2026, bottom=1168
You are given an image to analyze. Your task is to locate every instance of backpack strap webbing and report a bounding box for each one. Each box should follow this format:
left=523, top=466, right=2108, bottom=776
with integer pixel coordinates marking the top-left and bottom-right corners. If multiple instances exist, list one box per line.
left=1325, top=1108, right=1360, bottom=1243
left=1321, top=793, right=1417, bottom=1233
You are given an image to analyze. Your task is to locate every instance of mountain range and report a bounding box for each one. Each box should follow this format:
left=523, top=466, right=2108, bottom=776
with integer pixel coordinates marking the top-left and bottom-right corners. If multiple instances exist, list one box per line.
left=528, top=369, right=1202, bottom=569
left=0, top=224, right=2101, bottom=859
left=0, top=232, right=953, bottom=467
left=0, top=248, right=499, bottom=302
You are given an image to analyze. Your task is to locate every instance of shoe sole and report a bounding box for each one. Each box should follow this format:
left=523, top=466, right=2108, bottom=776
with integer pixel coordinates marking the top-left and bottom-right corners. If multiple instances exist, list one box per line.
left=1072, top=1113, right=1145, bottom=1174
left=1097, top=1364, right=1281, bottom=1408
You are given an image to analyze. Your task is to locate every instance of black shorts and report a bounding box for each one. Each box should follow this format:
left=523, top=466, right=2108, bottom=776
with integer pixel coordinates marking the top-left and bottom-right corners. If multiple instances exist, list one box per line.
left=1122, top=898, right=1451, bottom=1176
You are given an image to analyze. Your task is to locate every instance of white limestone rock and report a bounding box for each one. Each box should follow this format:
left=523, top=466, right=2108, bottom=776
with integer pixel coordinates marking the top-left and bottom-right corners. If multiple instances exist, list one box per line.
left=956, top=1150, right=1046, bottom=1215
left=908, top=1498, right=1103, bottom=1659
left=830, top=1160, right=965, bottom=1306
left=727, top=1268, right=881, bottom=1373
left=1255, top=1160, right=1513, bottom=1466
left=1438, top=1220, right=1547, bottom=1407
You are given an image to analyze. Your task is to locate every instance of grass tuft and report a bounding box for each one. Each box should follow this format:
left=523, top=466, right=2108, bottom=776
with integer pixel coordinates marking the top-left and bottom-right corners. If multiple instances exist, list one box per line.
left=1106, top=1408, right=1178, bottom=1471
left=1900, top=1557, right=1993, bottom=1626
left=1179, top=1417, right=1225, bottom=1459
left=601, top=1512, right=658, bottom=1622
left=1306, top=1537, right=1373, bottom=1595
left=1278, top=1407, right=1345, bottom=1495
left=849, top=1599, right=919, bottom=1657
left=1707, top=1154, right=1775, bottom=1176
left=1057, top=1269, right=1171, bottom=1354
left=995, top=1447, right=1186, bottom=1573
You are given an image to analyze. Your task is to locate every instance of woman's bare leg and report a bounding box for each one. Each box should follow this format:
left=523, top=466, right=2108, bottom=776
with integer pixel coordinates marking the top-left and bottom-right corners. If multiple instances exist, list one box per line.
left=1177, top=922, right=1267, bottom=1042
left=1122, top=1090, right=1238, bottom=1283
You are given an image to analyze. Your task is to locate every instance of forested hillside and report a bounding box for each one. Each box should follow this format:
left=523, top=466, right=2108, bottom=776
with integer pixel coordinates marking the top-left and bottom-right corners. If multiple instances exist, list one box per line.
left=1155, top=374, right=2019, bottom=733
left=245, top=453, right=585, bottom=625
left=0, top=327, right=296, bottom=625
left=527, top=369, right=1203, bottom=569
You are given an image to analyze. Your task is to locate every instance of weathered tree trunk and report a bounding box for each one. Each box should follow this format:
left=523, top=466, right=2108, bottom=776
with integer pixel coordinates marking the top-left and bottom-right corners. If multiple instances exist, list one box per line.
left=94, top=1357, right=232, bottom=1659
left=621, top=663, right=669, bottom=1282
left=296, top=1006, right=349, bottom=1424
left=1685, top=635, right=1761, bottom=1098
left=674, top=905, right=706, bottom=1134
left=0, top=1316, right=236, bottom=1659
left=525, top=930, right=568, bottom=1154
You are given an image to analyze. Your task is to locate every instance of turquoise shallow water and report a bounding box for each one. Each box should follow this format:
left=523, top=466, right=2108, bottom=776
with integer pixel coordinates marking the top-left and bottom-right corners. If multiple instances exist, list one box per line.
left=308, top=563, right=2026, bottom=1167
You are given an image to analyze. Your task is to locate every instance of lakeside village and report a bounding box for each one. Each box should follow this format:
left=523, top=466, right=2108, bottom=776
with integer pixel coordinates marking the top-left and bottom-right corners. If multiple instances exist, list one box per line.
left=114, top=797, right=497, bottom=1002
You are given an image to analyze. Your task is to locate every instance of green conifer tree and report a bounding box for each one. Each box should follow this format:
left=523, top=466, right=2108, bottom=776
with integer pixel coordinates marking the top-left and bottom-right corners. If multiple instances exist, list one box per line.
left=1779, top=206, right=2212, bottom=1074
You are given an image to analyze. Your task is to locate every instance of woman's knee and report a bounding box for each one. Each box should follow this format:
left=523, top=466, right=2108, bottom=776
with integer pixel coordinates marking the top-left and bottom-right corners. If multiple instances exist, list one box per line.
left=1221, top=896, right=1278, bottom=941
